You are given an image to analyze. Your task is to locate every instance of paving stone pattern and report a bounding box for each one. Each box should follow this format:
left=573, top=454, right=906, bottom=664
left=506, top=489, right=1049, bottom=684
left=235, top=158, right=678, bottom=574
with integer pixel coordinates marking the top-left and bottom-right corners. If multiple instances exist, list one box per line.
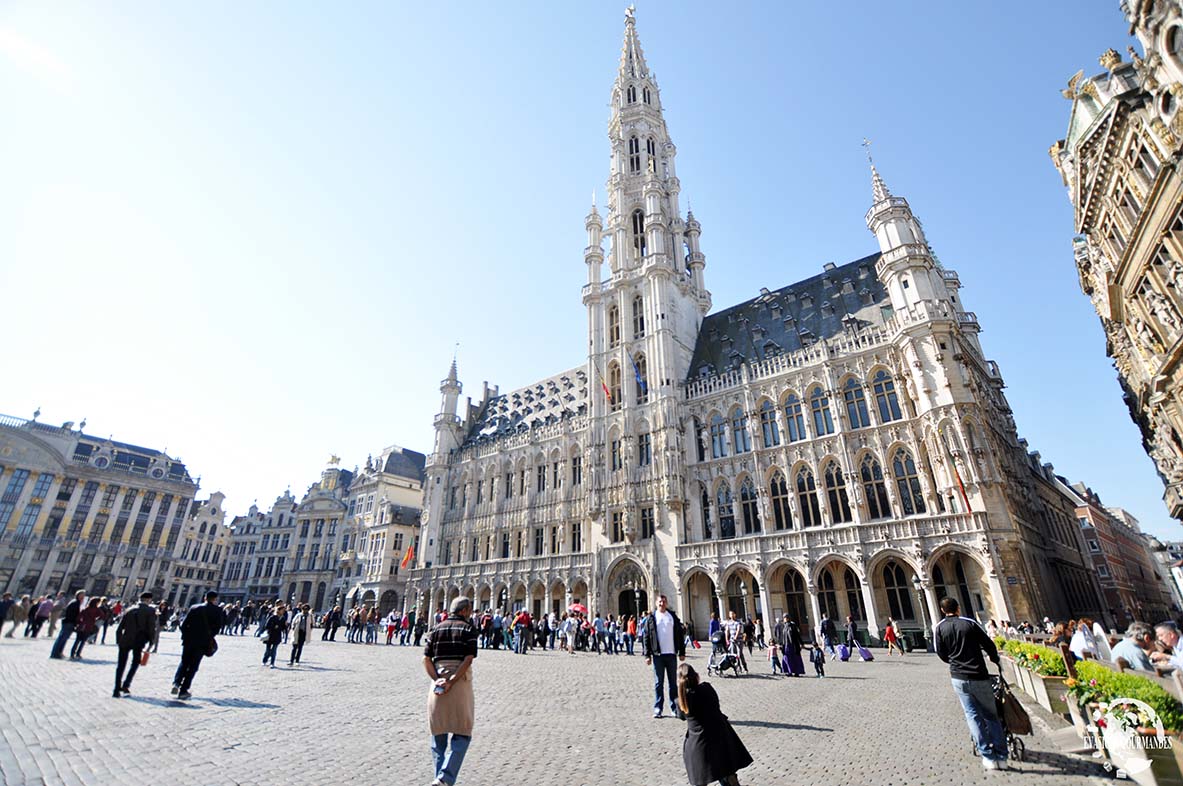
left=0, top=631, right=1109, bottom=786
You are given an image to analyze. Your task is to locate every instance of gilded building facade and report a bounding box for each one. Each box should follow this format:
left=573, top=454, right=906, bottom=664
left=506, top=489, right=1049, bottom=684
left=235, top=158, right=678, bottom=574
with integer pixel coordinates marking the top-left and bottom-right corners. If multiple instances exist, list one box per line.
left=169, top=492, right=229, bottom=608
left=410, top=11, right=1098, bottom=641
left=1051, top=0, right=1183, bottom=521
left=0, top=413, right=201, bottom=600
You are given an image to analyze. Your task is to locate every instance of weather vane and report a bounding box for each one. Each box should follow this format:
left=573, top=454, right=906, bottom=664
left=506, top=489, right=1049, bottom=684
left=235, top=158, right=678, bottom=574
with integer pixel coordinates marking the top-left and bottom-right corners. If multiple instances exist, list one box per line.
left=862, top=137, right=873, bottom=166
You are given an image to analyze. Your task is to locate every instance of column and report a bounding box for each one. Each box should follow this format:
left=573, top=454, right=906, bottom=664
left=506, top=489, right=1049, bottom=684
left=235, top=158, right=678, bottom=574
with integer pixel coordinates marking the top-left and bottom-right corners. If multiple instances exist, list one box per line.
left=860, top=579, right=881, bottom=641
left=757, top=579, right=773, bottom=632
left=807, top=585, right=823, bottom=639
left=715, top=590, right=727, bottom=621
left=923, top=582, right=940, bottom=637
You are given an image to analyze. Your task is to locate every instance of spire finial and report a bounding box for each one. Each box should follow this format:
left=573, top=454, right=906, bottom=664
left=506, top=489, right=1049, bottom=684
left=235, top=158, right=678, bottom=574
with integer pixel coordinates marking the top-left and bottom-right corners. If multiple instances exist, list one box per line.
left=864, top=139, right=891, bottom=203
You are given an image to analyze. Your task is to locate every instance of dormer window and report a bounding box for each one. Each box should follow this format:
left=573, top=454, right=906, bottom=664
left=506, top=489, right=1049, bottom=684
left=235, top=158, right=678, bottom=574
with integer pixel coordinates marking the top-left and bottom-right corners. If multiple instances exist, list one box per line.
left=628, top=137, right=641, bottom=174
left=627, top=84, right=637, bottom=104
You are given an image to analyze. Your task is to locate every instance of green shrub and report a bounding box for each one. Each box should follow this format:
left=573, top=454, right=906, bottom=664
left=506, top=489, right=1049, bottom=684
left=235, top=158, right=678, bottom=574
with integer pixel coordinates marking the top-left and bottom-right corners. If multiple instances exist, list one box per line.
left=1075, top=661, right=1183, bottom=733
left=997, top=639, right=1068, bottom=677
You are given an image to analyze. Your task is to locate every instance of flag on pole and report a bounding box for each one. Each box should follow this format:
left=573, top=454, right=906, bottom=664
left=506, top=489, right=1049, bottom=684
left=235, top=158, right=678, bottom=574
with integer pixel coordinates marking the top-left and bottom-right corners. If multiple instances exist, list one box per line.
left=593, top=361, right=612, bottom=404
left=630, top=353, right=647, bottom=394
left=400, top=543, right=415, bottom=569
left=940, top=429, right=972, bottom=512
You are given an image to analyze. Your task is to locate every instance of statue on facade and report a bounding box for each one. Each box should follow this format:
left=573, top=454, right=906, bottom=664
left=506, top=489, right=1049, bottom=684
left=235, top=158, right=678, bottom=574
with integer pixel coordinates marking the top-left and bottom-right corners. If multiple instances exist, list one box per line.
left=1144, top=286, right=1183, bottom=335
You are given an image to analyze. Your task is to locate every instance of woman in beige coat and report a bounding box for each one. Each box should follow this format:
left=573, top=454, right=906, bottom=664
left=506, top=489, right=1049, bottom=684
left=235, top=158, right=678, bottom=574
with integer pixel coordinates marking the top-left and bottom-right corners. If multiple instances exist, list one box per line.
left=5, top=595, right=30, bottom=638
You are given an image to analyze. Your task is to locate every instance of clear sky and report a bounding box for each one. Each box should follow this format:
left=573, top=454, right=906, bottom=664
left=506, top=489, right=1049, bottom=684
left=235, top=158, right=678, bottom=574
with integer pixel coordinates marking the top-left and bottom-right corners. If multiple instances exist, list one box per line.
left=3, top=2, right=1174, bottom=537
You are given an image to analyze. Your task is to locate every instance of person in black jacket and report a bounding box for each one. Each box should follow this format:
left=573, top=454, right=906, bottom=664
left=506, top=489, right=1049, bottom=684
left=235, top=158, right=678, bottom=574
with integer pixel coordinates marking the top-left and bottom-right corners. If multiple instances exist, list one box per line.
left=172, top=590, right=225, bottom=700
left=113, top=592, right=157, bottom=698
left=678, top=663, right=752, bottom=786
left=49, top=591, right=85, bottom=660
left=642, top=594, right=686, bottom=719
left=934, top=597, right=1007, bottom=771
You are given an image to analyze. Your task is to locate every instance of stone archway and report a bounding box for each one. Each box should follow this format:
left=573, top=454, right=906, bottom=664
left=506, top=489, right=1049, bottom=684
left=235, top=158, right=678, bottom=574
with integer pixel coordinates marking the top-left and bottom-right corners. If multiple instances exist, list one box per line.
left=478, top=585, right=492, bottom=612
left=604, top=557, right=649, bottom=620
left=550, top=580, right=566, bottom=616
left=379, top=590, right=398, bottom=616
left=929, top=547, right=993, bottom=623
left=511, top=583, right=527, bottom=613
left=767, top=562, right=812, bottom=631
left=362, top=589, right=376, bottom=608
left=571, top=579, right=588, bottom=606
left=683, top=570, right=717, bottom=640
left=721, top=565, right=760, bottom=621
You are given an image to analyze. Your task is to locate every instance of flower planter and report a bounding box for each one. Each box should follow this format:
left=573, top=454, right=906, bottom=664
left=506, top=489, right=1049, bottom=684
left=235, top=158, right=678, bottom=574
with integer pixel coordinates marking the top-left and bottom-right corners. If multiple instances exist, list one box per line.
left=1029, top=673, right=1069, bottom=718
left=1014, top=664, right=1034, bottom=697
left=1067, top=694, right=1089, bottom=735
left=1101, top=728, right=1183, bottom=786
left=999, top=656, right=1017, bottom=687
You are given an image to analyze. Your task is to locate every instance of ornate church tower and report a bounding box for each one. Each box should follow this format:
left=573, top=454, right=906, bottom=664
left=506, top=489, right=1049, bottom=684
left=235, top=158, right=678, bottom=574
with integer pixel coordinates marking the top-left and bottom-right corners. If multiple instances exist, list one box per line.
left=582, top=8, right=709, bottom=600
left=417, top=360, right=464, bottom=569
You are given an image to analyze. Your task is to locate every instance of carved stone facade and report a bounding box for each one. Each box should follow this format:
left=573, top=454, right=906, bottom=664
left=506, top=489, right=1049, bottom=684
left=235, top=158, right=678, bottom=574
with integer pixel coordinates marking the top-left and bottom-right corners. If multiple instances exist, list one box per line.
left=408, top=11, right=1090, bottom=641
left=1052, top=1, right=1183, bottom=521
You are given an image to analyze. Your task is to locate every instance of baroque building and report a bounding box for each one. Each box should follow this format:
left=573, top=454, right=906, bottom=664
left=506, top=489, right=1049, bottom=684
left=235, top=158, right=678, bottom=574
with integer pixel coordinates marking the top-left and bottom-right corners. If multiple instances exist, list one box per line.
left=218, top=491, right=297, bottom=604
left=1051, top=1, right=1183, bottom=522
left=0, top=413, right=203, bottom=600
left=284, top=464, right=351, bottom=611
left=168, top=492, right=229, bottom=608
left=410, top=10, right=1092, bottom=641
left=335, top=445, right=425, bottom=616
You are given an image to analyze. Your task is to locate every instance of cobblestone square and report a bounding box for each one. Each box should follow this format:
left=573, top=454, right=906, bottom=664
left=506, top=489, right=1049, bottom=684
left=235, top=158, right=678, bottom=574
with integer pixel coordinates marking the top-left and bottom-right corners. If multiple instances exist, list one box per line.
left=0, top=630, right=1110, bottom=786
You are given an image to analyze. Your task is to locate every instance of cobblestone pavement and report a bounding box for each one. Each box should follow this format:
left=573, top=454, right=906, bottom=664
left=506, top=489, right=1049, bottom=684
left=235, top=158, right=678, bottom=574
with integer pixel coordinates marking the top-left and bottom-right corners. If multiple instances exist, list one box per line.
left=0, top=630, right=1108, bottom=786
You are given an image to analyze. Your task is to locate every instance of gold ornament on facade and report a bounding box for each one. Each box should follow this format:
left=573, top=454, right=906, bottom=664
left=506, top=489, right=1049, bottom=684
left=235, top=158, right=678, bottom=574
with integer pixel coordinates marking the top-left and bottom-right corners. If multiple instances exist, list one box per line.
left=1099, top=48, right=1122, bottom=70
left=1152, top=117, right=1178, bottom=148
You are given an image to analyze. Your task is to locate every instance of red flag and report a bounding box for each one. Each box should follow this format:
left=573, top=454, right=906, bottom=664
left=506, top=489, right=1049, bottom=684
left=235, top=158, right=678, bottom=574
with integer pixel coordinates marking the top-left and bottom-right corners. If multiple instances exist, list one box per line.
left=940, top=430, right=972, bottom=512
left=594, top=361, right=612, bottom=404
left=400, top=543, right=415, bottom=569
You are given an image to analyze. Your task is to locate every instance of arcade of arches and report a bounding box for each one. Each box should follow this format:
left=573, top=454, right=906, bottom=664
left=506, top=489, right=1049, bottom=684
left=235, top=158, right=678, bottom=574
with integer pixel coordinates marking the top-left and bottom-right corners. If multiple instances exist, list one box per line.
left=680, top=548, right=996, bottom=641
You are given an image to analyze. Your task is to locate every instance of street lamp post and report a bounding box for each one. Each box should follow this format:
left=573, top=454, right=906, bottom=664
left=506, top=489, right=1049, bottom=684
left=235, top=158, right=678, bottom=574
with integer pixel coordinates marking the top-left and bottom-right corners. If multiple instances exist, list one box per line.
left=740, top=578, right=750, bottom=620
left=912, top=575, right=932, bottom=653
left=633, top=581, right=641, bottom=618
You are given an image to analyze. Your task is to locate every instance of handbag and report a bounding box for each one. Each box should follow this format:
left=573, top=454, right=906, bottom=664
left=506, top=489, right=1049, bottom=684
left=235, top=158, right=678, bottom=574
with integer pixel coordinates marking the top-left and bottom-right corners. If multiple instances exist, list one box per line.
left=140, top=650, right=150, bottom=666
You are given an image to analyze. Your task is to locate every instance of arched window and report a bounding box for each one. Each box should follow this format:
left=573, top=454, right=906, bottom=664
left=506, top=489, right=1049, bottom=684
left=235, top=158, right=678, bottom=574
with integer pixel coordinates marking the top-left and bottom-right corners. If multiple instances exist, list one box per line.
left=783, top=393, right=806, bottom=442
left=843, top=378, right=870, bottom=429
left=709, top=414, right=727, bottom=459
left=844, top=567, right=865, bottom=621
left=784, top=570, right=809, bottom=626
left=796, top=467, right=821, bottom=527
left=739, top=477, right=761, bottom=534
left=608, top=363, right=622, bottom=412
left=809, top=387, right=834, bottom=436
left=693, top=418, right=706, bottom=463
left=634, top=353, right=648, bottom=405
left=645, top=137, right=657, bottom=173
left=628, top=137, right=641, bottom=174
left=731, top=407, right=751, bottom=453
left=883, top=561, right=915, bottom=619
left=892, top=448, right=927, bottom=515
left=199, top=523, right=207, bottom=535
left=700, top=484, right=712, bottom=540
left=632, top=294, right=645, bottom=338
left=631, top=209, right=646, bottom=257
left=627, top=84, right=636, bottom=104
left=860, top=454, right=892, bottom=520
left=717, top=484, right=735, bottom=540
left=953, top=557, right=974, bottom=617
left=818, top=570, right=839, bottom=621
left=873, top=370, right=902, bottom=422
left=608, top=305, right=621, bottom=347
left=642, top=86, right=651, bottom=104
left=769, top=470, right=792, bottom=531
left=759, top=400, right=780, bottom=447
left=823, top=461, right=852, bottom=523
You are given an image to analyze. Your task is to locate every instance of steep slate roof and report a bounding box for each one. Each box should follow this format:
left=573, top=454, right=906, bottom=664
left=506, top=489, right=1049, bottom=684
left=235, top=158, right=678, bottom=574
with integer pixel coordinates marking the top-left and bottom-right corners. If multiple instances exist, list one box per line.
left=382, top=447, right=427, bottom=482
left=462, top=366, right=589, bottom=447
left=686, top=253, right=887, bottom=381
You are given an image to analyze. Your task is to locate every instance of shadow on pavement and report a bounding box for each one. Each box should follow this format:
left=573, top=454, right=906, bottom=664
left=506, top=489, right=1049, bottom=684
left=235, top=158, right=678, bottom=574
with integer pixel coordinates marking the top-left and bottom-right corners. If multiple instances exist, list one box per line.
left=203, top=697, right=281, bottom=709
left=1011, top=747, right=1107, bottom=778
left=730, top=720, right=833, bottom=732
left=125, top=696, right=202, bottom=709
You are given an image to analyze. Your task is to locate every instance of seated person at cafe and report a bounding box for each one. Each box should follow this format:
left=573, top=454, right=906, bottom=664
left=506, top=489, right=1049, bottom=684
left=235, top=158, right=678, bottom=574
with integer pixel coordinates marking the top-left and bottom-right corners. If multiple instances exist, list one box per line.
left=1111, top=622, right=1155, bottom=671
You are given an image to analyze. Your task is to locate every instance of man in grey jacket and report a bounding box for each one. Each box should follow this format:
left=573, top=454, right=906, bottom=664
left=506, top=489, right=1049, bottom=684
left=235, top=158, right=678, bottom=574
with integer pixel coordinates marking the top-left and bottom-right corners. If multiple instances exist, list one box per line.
left=113, top=592, right=157, bottom=698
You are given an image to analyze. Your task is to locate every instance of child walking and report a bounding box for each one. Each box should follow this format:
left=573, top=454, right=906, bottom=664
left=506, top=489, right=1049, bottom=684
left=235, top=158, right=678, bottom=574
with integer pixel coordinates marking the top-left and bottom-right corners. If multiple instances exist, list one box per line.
left=768, top=641, right=781, bottom=675
left=678, top=663, right=753, bottom=786
left=808, top=635, right=826, bottom=678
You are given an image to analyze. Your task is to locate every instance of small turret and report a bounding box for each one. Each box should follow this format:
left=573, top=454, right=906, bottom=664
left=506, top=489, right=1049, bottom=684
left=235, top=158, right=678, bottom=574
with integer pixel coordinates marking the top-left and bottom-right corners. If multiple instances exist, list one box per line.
left=864, top=164, right=942, bottom=313
left=585, top=199, right=603, bottom=286
left=433, top=358, right=464, bottom=456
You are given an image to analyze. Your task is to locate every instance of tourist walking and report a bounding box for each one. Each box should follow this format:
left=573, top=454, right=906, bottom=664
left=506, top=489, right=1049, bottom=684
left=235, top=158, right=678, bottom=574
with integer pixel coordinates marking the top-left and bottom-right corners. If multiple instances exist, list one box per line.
left=643, top=594, right=686, bottom=719
left=780, top=618, right=806, bottom=676
left=884, top=616, right=904, bottom=656
left=152, top=601, right=170, bottom=653
left=70, top=597, right=102, bottom=659
left=172, top=590, right=225, bottom=700
left=262, top=603, right=287, bottom=668
left=322, top=605, right=341, bottom=641
left=819, top=613, right=837, bottom=659
left=934, top=597, right=1007, bottom=770
left=808, top=632, right=826, bottom=678
left=47, top=592, right=67, bottom=638
left=98, top=598, right=114, bottom=644
left=722, top=611, right=747, bottom=673
left=29, top=595, right=52, bottom=637
left=424, top=595, right=479, bottom=786
left=678, top=663, right=752, bottom=786
left=290, top=604, right=312, bottom=665
left=113, top=592, right=156, bottom=698
left=50, top=591, right=85, bottom=660
left=6, top=594, right=29, bottom=638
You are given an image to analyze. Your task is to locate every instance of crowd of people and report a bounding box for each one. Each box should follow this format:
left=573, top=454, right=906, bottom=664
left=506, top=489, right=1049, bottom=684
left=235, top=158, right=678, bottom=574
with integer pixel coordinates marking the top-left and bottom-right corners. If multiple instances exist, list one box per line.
left=995, top=613, right=1183, bottom=676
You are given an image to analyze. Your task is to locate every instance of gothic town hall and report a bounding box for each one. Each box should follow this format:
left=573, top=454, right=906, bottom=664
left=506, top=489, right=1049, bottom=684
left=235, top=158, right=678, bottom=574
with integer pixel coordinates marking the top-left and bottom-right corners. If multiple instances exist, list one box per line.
left=409, top=11, right=1099, bottom=641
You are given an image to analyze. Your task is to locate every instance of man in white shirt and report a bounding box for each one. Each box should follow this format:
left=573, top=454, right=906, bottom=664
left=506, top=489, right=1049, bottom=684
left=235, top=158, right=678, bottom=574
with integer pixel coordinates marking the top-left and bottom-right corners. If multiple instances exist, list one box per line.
left=642, top=595, right=686, bottom=719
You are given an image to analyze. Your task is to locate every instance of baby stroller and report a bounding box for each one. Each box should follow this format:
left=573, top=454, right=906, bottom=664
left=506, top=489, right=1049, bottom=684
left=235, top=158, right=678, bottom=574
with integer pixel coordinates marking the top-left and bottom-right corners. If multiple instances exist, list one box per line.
left=707, top=631, right=742, bottom=677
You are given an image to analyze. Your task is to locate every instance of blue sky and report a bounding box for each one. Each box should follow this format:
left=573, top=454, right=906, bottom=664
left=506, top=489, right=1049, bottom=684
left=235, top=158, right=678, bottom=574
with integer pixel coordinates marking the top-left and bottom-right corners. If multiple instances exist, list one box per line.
left=2, top=2, right=1172, bottom=537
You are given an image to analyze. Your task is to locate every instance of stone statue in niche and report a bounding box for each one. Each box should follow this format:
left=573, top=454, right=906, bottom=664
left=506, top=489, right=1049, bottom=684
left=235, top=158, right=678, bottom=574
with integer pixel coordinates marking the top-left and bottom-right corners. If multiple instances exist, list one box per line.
left=1129, top=316, right=1162, bottom=357
left=1144, top=286, right=1183, bottom=335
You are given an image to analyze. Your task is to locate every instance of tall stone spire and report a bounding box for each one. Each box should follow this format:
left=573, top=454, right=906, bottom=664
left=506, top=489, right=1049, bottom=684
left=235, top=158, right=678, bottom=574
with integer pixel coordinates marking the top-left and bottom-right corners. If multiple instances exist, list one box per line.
left=618, top=5, right=649, bottom=82
left=871, top=164, right=891, bottom=204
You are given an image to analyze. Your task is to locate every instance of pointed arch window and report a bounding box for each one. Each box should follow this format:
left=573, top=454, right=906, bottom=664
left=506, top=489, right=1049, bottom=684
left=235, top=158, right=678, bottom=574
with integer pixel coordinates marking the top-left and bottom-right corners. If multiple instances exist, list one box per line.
left=823, top=461, right=852, bottom=523
left=700, top=484, right=712, bottom=540
left=731, top=407, right=751, bottom=453
left=739, top=477, right=761, bottom=534
left=628, top=136, right=641, bottom=174
left=892, top=448, right=927, bottom=516
left=608, top=363, right=622, bottom=412
left=843, top=378, right=870, bottom=429
left=818, top=570, right=839, bottom=621
left=694, top=418, right=706, bottom=462
left=716, top=484, right=735, bottom=540
left=860, top=454, right=892, bottom=520
left=633, top=353, right=648, bottom=404
left=769, top=470, right=792, bottom=531
left=784, top=393, right=806, bottom=442
left=883, top=561, right=915, bottom=620
left=632, top=295, right=646, bottom=338
left=873, top=370, right=903, bottom=423
left=631, top=209, right=647, bottom=257
left=784, top=570, right=808, bottom=626
left=796, top=466, right=822, bottom=527
left=809, top=387, right=834, bottom=436
left=844, top=567, right=865, bottom=621
left=759, top=400, right=780, bottom=447
left=709, top=414, right=727, bottom=459
left=646, top=137, right=657, bottom=173
left=627, top=84, right=637, bottom=104
left=642, top=86, right=651, bottom=104
left=608, top=305, right=621, bottom=347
